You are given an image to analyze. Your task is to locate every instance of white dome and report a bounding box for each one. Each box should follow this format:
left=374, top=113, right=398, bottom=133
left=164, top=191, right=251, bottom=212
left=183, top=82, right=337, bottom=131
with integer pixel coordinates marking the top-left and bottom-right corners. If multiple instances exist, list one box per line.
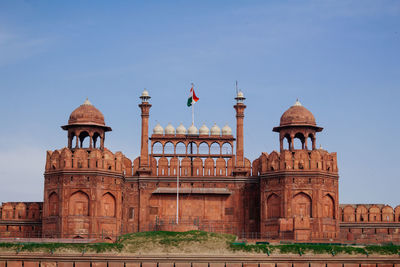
left=222, top=124, right=232, bottom=136
left=141, top=89, right=149, bottom=97
left=176, top=123, right=187, bottom=134
left=210, top=123, right=221, bottom=136
left=237, top=90, right=244, bottom=98
left=188, top=124, right=198, bottom=135
left=165, top=123, right=175, bottom=135
left=199, top=124, right=210, bottom=135
left=153, top=123, right=163, bottom=135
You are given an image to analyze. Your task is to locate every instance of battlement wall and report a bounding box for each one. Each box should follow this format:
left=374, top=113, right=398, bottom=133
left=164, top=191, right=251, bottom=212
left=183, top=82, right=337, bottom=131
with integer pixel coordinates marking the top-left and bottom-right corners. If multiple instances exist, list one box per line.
left=252, top=149, right=338, bottom=176
left=45, top=148, right=133, bottom=176
left=0, top=202, right=42, bottom=221
left=340, top=204, right=400, bottom=223
left=133, top=156, right=252, bottom=177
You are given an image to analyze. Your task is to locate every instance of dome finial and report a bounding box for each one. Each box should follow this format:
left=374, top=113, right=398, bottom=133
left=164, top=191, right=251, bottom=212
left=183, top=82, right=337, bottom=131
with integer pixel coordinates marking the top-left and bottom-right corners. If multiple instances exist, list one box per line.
left=83, top=98, right=92, bottom=106
left=294, top=99, right=302, bottom=107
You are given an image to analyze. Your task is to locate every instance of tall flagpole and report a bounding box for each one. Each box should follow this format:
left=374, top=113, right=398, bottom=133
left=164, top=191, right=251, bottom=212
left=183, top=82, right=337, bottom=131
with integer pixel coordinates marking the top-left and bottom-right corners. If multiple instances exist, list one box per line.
left=176, top=157, right=179, bottom=224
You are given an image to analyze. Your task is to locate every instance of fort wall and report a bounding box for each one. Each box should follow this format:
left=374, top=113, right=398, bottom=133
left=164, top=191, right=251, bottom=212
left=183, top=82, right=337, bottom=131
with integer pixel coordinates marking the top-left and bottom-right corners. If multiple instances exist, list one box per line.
left=0, top=202, right=42, bottom=238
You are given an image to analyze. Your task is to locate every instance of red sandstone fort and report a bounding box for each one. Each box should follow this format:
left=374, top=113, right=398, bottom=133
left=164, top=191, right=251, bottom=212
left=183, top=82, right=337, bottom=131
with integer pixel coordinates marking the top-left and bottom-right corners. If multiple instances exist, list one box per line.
left=0, top=90, right=398, bottom=244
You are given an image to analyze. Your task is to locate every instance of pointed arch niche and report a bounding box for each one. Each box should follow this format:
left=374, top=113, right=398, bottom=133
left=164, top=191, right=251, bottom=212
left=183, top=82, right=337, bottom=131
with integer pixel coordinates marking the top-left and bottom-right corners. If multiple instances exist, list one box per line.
left=48, top=192, right=59, bottom=216
left=292, top=192, right=312, bottom=218
left=69, top=191, right=89, bottom=216
left=322, top=194, right=335, bottom=218
left=101, top=192, right=116, bottom=217
left=267, top=193, right=281, bottom=218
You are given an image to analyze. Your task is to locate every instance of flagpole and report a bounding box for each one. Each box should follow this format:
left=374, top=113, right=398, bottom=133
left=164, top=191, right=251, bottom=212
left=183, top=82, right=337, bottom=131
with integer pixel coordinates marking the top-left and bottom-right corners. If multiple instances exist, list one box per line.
left=176, top=157, right=179, bottom=224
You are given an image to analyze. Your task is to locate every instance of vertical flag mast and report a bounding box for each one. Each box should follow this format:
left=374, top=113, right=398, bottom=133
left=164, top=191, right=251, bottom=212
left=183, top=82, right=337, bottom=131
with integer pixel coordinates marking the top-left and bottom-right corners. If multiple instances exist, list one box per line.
left=176, top=157, right=179, bottom=224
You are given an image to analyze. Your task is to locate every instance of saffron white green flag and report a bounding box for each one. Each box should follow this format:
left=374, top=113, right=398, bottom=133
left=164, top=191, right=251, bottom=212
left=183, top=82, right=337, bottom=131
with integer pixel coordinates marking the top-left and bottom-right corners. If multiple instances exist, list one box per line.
left=187, top=85, right=199, bottom=107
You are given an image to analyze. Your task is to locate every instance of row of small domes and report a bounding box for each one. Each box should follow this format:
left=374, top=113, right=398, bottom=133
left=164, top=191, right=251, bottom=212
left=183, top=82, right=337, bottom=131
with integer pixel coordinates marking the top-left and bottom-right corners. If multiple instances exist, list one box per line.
left=153, top=123, right=232, bottom=136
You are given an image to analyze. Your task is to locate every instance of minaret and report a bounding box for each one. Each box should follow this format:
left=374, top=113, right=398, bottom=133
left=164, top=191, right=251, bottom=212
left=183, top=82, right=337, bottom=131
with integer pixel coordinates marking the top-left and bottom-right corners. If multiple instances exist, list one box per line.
left=233, top=90, right=247, bottom=176
left=138, top=89, right=152, bottom=174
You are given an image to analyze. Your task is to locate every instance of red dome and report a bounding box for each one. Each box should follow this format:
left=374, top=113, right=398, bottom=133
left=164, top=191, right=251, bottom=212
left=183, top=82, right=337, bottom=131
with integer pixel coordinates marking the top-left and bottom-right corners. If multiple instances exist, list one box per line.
left=279, top=100, right=316, bottom=127
left=68, top=99, right=105, bottom=126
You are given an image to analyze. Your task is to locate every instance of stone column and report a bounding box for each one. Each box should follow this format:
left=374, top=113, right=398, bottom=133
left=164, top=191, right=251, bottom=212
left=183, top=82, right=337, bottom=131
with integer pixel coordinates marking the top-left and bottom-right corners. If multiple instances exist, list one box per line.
left=75, top=134, right=79, bottom=148
left=89, top=133, right=93, bottom=149
left=234, top=103, right=246, bottom=168
left=139, top=101, right=152, bottom=167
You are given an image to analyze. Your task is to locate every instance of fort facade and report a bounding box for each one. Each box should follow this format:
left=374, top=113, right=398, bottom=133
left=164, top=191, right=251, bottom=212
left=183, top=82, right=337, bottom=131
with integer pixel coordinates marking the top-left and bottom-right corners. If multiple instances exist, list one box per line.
left=0, top=90, right=398, bottom=244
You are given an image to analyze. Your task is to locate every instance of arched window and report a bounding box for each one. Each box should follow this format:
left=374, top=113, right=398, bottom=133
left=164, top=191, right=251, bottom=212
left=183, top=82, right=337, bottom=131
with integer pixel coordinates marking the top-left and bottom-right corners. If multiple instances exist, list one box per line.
left=79, top=131, right=90, bottom=148
left=152, top=142, right=163, bottom=154
left=222, top=143, right=232, bottom=154
left=176, top=142, right=186, bottom=154
left=293, top=132, right=305, bottom=149
left=164, top=142, right=174, bottom=154
left=198, top=142, right=209, bottom=154
left=210, top=143, right=220, bottom=154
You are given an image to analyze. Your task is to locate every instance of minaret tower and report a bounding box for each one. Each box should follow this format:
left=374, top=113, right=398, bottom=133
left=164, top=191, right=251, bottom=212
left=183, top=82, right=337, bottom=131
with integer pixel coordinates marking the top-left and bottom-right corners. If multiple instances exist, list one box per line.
left=137, top=89, right=152, bottom=175
left=233, top=90, right=247, bottom=176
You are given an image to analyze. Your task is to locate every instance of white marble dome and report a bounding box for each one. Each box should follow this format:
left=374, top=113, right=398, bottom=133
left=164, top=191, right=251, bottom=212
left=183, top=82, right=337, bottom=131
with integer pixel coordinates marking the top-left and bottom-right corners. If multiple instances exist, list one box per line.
left=199, top=124, right=210, bottom=135
left=210, top=123, right=221, bottom=136
left=153, top=123, right=163, bottom=135
left=141, top=89, right=149, bottom=97
left=164, top=123, right=175, bottom=135
left=222, top=124, right=232, bottom=135
left=176, top=123, right=187, bottom=134
left=188, top=124, right=198, bottom=135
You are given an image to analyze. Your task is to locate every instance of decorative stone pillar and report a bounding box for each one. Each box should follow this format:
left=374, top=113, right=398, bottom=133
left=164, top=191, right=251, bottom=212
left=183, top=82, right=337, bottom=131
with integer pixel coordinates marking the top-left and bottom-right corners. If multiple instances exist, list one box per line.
left=138, top=89, right=152, bottom=175
left=233, top=90, right=247, bottom=176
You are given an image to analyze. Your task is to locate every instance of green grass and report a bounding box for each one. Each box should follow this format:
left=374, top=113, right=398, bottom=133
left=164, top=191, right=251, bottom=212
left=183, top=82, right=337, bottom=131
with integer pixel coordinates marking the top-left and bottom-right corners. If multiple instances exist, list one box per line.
left=0, top=242, right=123, bottom=254
left=117, top=230, right=236, bottom=253
left=1, top=231, right=400, bottom=255
left=229, top=242, right=400, bottom=255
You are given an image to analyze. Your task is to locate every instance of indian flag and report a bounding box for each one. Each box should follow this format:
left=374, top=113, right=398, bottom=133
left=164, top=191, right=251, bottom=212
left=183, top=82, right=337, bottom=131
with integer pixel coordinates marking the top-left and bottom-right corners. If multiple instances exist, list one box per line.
left=187, top=85, right=199, bottom=107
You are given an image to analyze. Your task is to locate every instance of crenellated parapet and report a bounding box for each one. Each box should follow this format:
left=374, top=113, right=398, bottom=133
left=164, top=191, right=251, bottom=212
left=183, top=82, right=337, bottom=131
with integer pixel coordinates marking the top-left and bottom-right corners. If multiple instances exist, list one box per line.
left=142, top=156, right=252, bottom=177
left=45, top=147, right=133, bottom=176
left=0, top=202, right=42, bottom=221
left=252, top=148, right=338, bottom=176
left=340, top=204, right=400, bottom=223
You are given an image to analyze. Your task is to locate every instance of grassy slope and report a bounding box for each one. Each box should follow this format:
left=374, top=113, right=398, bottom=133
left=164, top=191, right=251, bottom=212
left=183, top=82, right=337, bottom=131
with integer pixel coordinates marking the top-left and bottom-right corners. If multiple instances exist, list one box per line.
left=0, top=231, right=400, bottom=255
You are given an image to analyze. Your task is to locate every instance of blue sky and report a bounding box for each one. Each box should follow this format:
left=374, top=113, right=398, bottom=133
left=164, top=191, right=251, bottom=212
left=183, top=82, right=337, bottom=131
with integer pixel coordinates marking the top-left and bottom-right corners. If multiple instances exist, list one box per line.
left=0, top=1, right=399, bottom=206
